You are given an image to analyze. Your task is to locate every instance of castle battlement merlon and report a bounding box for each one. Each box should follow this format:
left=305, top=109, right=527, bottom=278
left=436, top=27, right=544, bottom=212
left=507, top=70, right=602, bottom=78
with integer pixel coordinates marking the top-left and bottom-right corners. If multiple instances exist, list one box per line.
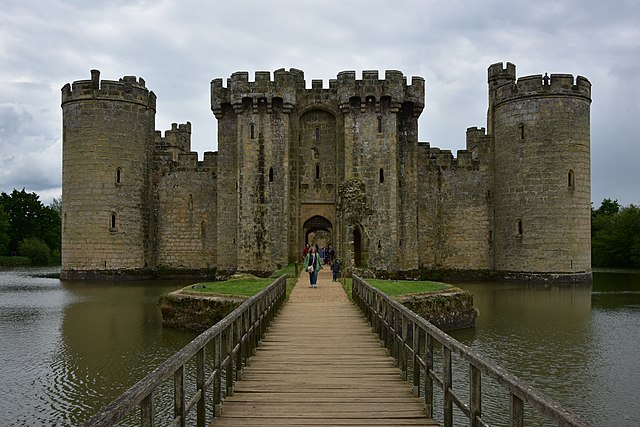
left=154, top=122, right=192, bottom=153
left=488, top=63, right=591, bottom=105
left=335, top=70, right=424, bottom=113
left=61, top=70, right=156, bottom=110
left=210, top=69, right=304, bottom=116
left=465, top=127, right=493, bottom=160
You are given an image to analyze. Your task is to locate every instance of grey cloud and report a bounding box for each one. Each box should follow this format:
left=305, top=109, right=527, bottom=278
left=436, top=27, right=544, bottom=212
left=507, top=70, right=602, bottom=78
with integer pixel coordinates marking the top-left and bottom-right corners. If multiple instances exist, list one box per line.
left=1, top=0, right=639, bottom=206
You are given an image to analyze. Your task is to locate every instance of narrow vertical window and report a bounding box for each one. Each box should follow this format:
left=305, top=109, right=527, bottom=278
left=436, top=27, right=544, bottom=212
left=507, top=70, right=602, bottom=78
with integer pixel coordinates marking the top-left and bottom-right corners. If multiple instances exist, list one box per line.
left=110, top=213, right=117, bottom=231
left=201, top=221, right=206, bottom=239
left=377, top=117, right=382, bottom=133
left=115, top=168, right=122, bottom=184
left=379, top=168, right=384, bottom=183
left=63, top=213, right=67, bottom=232
left=315, top=164, right=320, bottom=179
left=315, top=127, right=320, bottom=142
left=269, top=167, right=274, bottom=183
left=189, top=194, right=193, bottom=212
left=516, top=219, right=523, bottom=237
left=250, top=124, right=255, bottom=140
left=568, top=170, right=575, bottom=189
left=519, top=123, right=525, bottom=140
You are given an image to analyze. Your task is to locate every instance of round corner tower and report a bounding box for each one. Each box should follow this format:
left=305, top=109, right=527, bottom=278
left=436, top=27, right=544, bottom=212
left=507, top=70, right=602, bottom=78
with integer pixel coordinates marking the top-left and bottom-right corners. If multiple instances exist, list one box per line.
left=488, top=62, right=592, bottom=279
left=61, top=70, right=157, bottom=279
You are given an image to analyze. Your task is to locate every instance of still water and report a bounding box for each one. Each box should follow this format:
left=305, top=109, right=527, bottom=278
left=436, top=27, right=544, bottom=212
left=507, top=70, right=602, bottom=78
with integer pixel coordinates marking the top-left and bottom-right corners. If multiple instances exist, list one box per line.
left=449, top=270, right=640, bottom=426
left=0, top=268, right=197, bottom=426
left=0, top=268, right=638, bottom=426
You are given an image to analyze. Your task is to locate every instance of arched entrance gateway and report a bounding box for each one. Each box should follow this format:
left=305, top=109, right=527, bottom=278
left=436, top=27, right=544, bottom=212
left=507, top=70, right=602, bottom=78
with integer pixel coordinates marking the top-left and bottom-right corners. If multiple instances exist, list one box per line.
left=303, top=216, right=333, bottom=250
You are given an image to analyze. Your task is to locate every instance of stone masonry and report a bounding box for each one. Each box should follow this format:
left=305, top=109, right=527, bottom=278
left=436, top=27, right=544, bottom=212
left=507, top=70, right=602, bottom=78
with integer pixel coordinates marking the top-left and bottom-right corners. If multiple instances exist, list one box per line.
left=60, top=62, right=592, bottom=281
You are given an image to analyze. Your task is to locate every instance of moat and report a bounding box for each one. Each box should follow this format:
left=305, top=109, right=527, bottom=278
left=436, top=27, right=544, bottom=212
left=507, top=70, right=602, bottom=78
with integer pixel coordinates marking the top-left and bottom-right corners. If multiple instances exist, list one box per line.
left=0, top=268, right=638, bottom=426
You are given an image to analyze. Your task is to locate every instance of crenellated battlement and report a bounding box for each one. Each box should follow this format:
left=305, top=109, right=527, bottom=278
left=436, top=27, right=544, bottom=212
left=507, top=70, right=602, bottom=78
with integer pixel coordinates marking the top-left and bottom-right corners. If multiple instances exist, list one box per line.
left=211, top=68, right=304, bottom=116
left=418, top=143, right=482, bottom=170
left=155, top=122, right=192, bottom=153
left=488, top=62, right=591, bottom=105
left=211, top=69, right=425, bottom=117
left=155, top=148, right=218, bottom=172
left=61, top=70, right=156, bottom=110
left=335, top=70, right=424, bottom=113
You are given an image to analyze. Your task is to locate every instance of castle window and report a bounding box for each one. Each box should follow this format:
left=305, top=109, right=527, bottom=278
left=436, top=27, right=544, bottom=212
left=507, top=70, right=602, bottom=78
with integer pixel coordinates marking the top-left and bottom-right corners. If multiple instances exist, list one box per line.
left=201, top=221, right=206, bottom=239
left=250, top=124, right=255, bottom=140
left=115, top=168, right=122, bottom=185
left=269, top=167, right=274, bottom=183
left=377, top=117, right=382, bottom=133
left=379, top=168, right=385, bottom=183
left=315, top=127, right=320, bottom=142
left=568, top=170, right=575, bottom=190
left=63, top=213, right=67, bottom=232
left=315, top=164, right=320, bottom=179
left=110, top=213, right=117, bottom=231
left=519, top=123, right=525, bottom=141
left=516, top=219, right=523, bottom=237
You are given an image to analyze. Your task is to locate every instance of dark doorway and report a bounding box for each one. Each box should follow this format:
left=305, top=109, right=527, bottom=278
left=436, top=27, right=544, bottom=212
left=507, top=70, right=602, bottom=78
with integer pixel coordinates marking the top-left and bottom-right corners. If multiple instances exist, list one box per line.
left=353, top=226, right=362, bottom=267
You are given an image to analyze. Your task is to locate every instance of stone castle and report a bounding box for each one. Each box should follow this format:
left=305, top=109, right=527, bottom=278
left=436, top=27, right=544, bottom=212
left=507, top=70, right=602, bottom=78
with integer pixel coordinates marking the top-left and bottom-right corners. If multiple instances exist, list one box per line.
left=60, top=62, right=592, bottom=281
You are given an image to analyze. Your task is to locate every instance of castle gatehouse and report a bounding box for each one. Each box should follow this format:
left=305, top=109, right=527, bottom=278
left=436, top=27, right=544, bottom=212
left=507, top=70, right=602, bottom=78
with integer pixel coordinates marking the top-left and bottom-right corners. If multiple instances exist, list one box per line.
left=60, top=63, right=592, bottom=281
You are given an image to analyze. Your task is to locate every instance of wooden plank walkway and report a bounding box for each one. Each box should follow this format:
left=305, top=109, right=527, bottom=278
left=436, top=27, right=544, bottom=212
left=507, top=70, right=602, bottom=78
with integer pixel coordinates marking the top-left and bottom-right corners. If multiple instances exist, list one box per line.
left=211, top=268, right=438, bottom=426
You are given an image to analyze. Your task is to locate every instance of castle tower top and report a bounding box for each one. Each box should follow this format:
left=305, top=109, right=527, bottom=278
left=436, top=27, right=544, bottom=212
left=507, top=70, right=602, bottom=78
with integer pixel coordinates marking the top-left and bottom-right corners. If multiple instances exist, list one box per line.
left=335, top=70, right=424, bottom=112
left=487, top=62, right=591, bottom=106
left=210, top=68, right=305, bottom=116
left=210, top=69, right=425, bottom=117
left=61, top=69, right=157, bottom=111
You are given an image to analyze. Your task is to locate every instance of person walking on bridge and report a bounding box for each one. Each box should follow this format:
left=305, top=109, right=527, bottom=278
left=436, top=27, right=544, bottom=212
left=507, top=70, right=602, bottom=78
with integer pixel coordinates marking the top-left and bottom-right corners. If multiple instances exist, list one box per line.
left=303, top=245, right=322, bottom=288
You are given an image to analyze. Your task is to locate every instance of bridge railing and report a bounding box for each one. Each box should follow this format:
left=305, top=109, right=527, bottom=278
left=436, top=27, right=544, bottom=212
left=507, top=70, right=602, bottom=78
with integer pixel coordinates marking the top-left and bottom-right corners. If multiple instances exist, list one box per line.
left=351, top=275, right=590, bottom=427
left=83, top=275, right=287, bottom=427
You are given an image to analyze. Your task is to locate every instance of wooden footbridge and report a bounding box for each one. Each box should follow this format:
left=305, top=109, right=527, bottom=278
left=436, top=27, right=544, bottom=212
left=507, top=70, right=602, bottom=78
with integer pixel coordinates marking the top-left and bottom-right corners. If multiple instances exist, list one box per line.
left=210, top=269, right=436, bottom=425
left=84, top=269, right=590, bottom=427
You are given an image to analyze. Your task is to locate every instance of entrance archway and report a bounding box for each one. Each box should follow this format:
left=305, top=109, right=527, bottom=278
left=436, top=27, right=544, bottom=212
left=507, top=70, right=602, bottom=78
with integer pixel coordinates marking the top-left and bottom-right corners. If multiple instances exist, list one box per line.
left=303, top=215, right=333, bottom=252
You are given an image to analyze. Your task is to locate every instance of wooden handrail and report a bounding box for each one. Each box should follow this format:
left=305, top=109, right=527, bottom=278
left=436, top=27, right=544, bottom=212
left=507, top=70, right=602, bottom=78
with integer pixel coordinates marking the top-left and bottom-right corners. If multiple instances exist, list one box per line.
left=83, top=275, right=287, bottom=427
left=351, top=275, right=591, bottom=427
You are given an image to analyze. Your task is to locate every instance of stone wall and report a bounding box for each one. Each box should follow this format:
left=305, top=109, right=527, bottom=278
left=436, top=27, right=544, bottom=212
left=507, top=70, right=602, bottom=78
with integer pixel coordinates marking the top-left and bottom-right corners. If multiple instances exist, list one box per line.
left=154, top=152, right=217, bottom=273
left=159, top=291, right=244, bottom=332
left=396, top=290, right=477, bottom=331
left=61, top=64, right=592, bottom=281
left=61, top=71, right=156, bottom=278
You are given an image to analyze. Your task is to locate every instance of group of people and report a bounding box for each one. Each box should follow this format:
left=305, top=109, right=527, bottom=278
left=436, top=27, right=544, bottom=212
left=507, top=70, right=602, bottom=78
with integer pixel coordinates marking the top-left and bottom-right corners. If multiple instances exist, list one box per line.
left=302, top=243, right=341, bottom=288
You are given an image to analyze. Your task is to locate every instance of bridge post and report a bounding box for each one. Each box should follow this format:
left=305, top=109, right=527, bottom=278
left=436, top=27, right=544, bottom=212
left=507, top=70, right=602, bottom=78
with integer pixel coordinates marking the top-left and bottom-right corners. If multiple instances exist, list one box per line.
left=424, top=334, right=434, bottom=418
left=174, top=365, right=185, bottom=427
left=510, top=393, right=524, bottom=427
left=196, top=348, right=205, bottom=427
left=412, top=323, right=420, bottom=397
left=213, top=335, right=222, bottom=417
left=470, top=364, right=481, bottom=427
left=443, top=346, right=453, bottom=427
left=141, top=392, right=154, bottom=427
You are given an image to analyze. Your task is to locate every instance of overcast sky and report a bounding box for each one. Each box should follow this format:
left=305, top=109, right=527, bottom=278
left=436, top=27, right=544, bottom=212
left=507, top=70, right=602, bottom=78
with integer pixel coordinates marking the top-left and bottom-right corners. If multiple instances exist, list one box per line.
left=1, top=0, right=638, bottom=207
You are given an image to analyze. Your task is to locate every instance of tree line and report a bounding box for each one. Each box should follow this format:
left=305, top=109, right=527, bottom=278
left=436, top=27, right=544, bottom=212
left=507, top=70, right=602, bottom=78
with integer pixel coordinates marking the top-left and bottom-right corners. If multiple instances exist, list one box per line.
left=591, top=198, right=640, bottom=268
left=0, top=189, right=61, bottom=266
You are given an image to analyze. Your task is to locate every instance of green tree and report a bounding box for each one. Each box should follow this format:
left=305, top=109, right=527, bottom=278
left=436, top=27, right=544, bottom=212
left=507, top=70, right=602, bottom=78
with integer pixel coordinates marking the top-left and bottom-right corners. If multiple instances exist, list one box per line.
left=18, top=237, right=50, bottom=265
left=49, top=197, right=62, bottom=217
left=0, top=206, right=9, bottom=255
left=592, top=199, right=640, bottom=268
left=0, top=189, right=61, bottom=255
